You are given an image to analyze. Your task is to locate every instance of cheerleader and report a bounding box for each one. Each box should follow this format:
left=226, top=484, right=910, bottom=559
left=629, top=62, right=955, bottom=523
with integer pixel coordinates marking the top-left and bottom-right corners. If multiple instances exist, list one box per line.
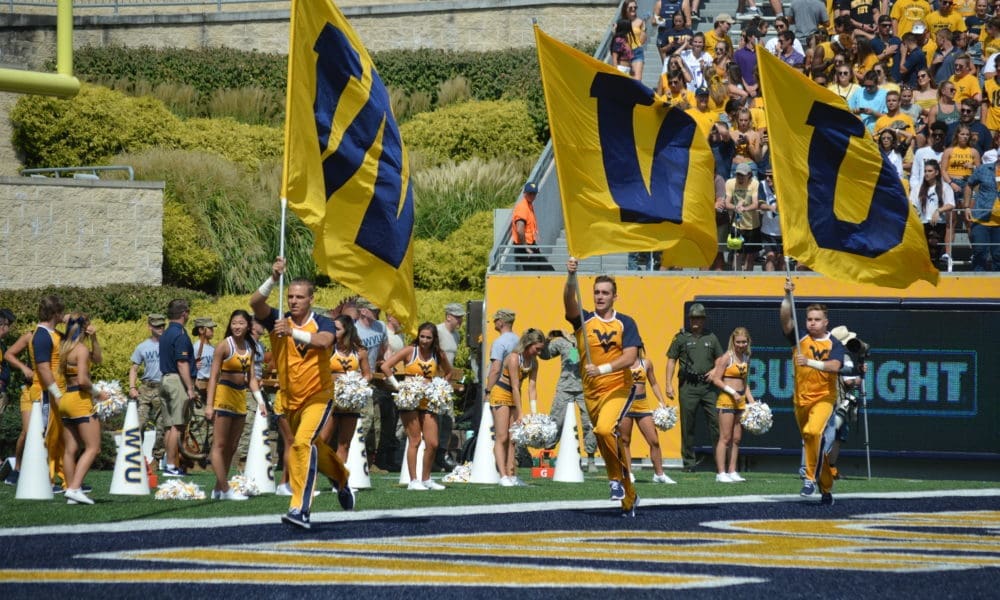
left=58, top=314, right=104, bottom=505
left=205, top=310, right=267, bottom=500
left=381, top=322, right=454, bottom=490
left=320, top=315, right=372, bottom=463
left=489, top=328, right=545, bottom=487
left=709, top=327, right=756, bottom=483
left=620, top=347, right=675, bottom=484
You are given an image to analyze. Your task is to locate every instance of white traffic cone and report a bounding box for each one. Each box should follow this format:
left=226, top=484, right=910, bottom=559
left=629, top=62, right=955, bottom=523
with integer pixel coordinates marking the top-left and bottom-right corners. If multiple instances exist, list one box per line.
left=244, top=410, right=275, bottom=494
left=398, top=439, right=425, bottom=485
left=469, top=400, right=500, bottom=484
left=142, top=429, right=155, bottom=465
left=110, top=400, right=150, bottom=495
left=346, top=425, right=371, bottom=490
left=16, top=401, right=53, bottom=500
left=553, top=402, right=585, bottom=483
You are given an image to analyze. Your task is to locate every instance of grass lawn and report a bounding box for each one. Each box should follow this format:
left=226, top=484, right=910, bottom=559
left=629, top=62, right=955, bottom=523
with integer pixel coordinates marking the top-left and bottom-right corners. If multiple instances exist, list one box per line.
left=1, top=466, right=996, bottom=529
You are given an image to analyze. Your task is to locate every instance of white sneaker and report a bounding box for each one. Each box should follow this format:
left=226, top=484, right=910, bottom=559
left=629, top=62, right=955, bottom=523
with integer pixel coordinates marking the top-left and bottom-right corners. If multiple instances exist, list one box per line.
left=629, top=471, right=636, bottom=483
left=211, top=489, right=222, bottom=500
left=222, top=488, right=249, bottom=501
left=513, top=476, right=528, bottom=487
left=499, top=476, right=516, bottom=487
left=728, top=472, right=746, bottom=482
left=422, top=478, right=446, bottom=490
left=407, top=480, right=427, bottom=491
left=274, top=483, right=319, bottom=497
left=652, top=473, right=677, bottom=484
left=716, top=472, right=734, bottom=483
left=65, top=488, right=94, bottom=505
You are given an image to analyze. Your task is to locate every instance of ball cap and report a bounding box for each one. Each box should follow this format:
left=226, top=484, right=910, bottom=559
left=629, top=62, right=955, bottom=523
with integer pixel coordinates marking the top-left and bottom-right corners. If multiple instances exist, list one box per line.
left=715, top=13, right=735, bottom=24
left=911, top=21, right=927, bottom=34
left=831, top=325, right=857, bottom=345
left=355, top=298, right=377, bottom=310
left=445, top=302, right=466, bottom=317
left=734, top=162, right=753, bottom=176
left=695, top=86, right=710, bottom=96
left=0, top=307, right=15, bottom=324
left=147, top=313, right=166, bottom=327
left=688, top=303, right=707, bottom=318
left=193, top=317, right=217, bottom=328
left=492, top=308, right=516, bottom=322
left=523, top=182, right=538, bottom=194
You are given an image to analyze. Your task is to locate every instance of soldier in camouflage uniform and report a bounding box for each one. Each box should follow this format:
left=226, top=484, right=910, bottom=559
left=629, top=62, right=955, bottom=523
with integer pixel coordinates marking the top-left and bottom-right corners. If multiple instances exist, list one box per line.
left=539, top=330, right=599, bottom=472
left=129, top=314, right=167, bottom=463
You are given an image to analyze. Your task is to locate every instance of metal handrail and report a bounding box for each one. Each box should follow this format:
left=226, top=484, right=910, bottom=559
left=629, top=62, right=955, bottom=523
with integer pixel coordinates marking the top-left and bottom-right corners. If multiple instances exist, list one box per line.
left=22, top=165, right=135, bottom=179
left=2, top=0, right=265, bottom=14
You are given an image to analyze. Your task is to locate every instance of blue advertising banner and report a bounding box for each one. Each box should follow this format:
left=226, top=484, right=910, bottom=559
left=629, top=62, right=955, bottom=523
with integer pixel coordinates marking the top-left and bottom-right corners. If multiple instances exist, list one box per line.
left=689, top=298, right=998, bottom=458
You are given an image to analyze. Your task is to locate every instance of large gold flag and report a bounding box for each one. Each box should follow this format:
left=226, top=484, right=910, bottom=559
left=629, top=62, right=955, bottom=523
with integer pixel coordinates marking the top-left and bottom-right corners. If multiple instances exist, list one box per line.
left=534, top=26, right=717, bottom=265
left=756, top=48, right=939, bottom=288
left=282, top=0, right=417, bottom=328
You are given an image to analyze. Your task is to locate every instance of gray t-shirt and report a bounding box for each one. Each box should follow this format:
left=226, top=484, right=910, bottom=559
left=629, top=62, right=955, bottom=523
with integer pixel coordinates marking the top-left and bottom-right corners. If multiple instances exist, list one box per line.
left=437, top=322, right=460, bottom=366
left=788, top=0, right=828, bottom=38
left=130, top=338, right=162, bottom=382
left=193, top=340, right=213, bottom=380
left=356, top=318, right=388, bottom=371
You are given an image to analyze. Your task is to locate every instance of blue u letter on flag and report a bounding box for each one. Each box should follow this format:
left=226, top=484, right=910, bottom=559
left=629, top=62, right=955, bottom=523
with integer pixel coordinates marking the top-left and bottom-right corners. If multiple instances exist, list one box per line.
left=590, top=73, right=695, bottom=224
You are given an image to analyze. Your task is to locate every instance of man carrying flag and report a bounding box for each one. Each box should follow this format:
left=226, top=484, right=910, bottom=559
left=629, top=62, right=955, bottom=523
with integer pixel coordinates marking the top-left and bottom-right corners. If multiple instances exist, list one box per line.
left=251, top=257, right=354, bottom=529
left=756, top=45, right=939, bottom=288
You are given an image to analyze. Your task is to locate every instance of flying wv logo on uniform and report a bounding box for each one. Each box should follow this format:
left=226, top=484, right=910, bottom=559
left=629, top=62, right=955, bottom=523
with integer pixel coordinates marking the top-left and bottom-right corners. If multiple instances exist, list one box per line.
left=420, top=364, right=435, bottom=378
left=592, top=329, right=619, bottom=353
left=336, top=357, right=353, bottom=372
left=312, top=23, right=414, bottom=268
left=809, top=347, right=830, bottom=361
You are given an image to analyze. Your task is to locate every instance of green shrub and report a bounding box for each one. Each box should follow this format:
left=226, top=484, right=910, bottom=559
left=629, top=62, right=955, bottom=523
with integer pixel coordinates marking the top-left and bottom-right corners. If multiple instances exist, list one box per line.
left=162, top=201, right=222, bottom=289
left=0, top=285, right=209, bottom=325
left=11, top=85, right=283, bottom=171
left=400, top=100, right=542, bottom=164
left=177, top=117, right=282, bottom=170
left=413, top=211, right=493, bottom=292
left=69, top=45, right=288, bottom=97
left=10, top=84, right=183, bottom=168
left=408, top=90, right=433, bottom=116
left=413, top=157, right=528, bottom=240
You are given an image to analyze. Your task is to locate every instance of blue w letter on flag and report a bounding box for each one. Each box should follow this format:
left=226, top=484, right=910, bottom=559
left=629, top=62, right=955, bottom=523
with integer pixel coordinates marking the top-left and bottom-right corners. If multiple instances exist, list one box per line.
left=282, top=0, right=417, bottom=330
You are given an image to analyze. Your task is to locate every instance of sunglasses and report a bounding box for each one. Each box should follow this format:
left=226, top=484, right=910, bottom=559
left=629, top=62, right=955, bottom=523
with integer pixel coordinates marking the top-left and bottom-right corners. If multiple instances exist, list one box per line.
left=960, top=108, right=975, bottom=113
left=918, top=73, right=929, bottom=78
left=838, top=71, right=851, bottom=75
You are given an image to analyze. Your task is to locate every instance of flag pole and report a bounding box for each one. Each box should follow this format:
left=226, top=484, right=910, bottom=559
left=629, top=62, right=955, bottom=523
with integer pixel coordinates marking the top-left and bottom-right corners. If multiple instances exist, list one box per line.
left=568, top=259, right=592, bottom=367
left=784, top=263, right=801, bottom=355
left=278, top=196, right=288, bottom=316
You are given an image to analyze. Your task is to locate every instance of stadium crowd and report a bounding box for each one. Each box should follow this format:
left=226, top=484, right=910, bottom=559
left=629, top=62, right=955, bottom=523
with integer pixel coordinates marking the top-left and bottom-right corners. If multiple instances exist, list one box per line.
left=610, top=0, right=1000, bottom=272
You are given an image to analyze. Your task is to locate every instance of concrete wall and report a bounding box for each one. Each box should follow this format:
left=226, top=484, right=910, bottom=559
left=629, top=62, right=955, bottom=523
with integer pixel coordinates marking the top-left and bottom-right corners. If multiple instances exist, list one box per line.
left=0, top=177, right=164, bottom=289
left=0, top=0, right=616, bottom=70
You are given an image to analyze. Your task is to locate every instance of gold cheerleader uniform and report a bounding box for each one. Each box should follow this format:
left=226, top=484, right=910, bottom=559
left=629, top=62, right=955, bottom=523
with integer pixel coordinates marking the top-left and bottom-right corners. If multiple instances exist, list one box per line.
left=489, top=353, right=533, bottom=408
left=626, top=362, right=656, bottom=417
left=402, top=347, right=438, bottom=411
left=212, top=337, right=253, bottom=416
left=716, top=351, right=749, bottom=411
left=60, top=361, right=95, bottom=423
left=330, top=347, right=362, bottom=416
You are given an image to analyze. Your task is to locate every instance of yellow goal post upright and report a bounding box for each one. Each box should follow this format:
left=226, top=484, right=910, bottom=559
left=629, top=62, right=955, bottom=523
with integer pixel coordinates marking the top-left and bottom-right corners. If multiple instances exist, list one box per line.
left=0, top=0, right=80, bottom=97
